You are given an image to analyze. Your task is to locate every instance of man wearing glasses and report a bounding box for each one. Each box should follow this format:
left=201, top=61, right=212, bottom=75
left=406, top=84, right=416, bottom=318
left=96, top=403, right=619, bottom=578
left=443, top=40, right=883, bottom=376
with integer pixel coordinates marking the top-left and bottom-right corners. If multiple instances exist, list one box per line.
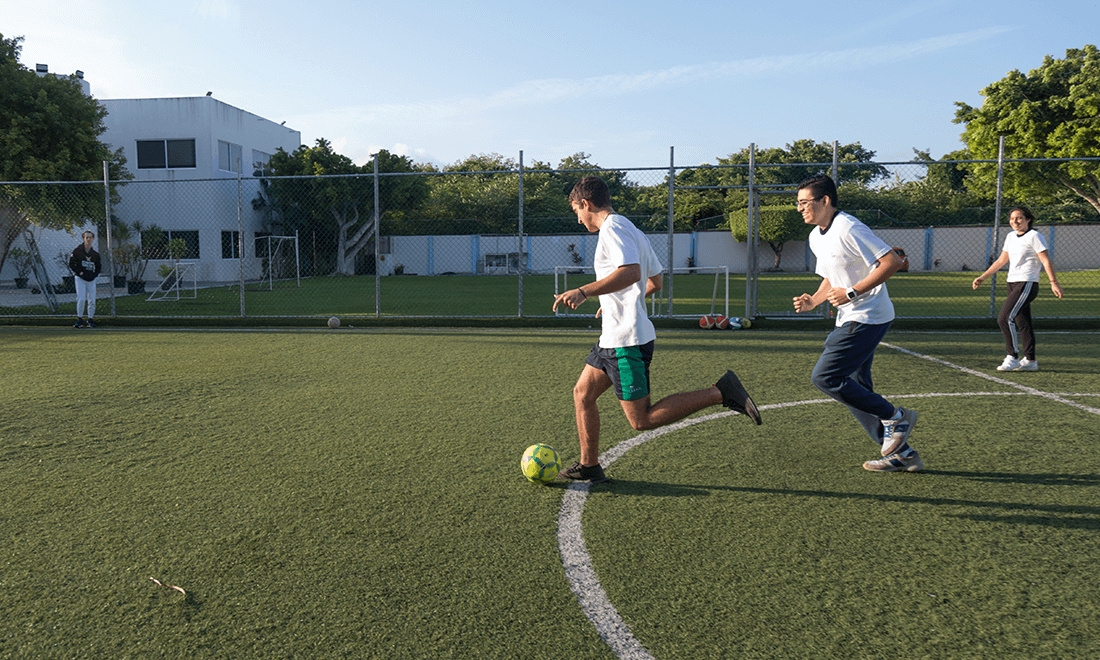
left=792, top=174, right=922, bottom=472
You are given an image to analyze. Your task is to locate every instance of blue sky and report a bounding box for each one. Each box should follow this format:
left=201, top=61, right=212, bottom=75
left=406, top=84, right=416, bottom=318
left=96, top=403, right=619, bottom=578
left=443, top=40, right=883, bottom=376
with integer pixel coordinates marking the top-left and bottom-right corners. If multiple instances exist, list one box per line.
left=5, top=0, right=1098, bottom=170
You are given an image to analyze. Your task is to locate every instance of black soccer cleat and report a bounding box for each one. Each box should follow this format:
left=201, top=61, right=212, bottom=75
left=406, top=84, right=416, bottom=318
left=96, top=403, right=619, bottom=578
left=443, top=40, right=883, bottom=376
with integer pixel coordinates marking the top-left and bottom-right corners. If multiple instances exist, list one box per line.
left=558, top=461, right=610, bottom=484
left=716, top=370, right=762, bottom=425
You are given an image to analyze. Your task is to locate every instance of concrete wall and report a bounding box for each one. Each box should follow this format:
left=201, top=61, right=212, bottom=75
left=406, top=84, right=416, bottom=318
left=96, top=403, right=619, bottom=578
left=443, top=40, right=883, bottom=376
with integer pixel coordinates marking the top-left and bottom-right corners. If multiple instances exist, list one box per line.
left=374, top=225, right=1100, bottom=277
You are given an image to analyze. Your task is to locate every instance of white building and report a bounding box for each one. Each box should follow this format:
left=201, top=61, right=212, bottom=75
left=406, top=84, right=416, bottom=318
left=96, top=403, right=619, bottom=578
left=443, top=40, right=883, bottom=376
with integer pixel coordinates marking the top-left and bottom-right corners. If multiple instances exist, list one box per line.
left=100, top=96, right=301, bottom=283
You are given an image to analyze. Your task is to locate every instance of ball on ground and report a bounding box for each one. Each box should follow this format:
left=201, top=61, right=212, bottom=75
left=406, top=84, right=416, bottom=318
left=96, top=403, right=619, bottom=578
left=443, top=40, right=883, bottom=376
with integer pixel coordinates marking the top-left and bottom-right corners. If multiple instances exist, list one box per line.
left=327, top=316, right=340, bottom=329
left=741, top=317, right=752, bottom=329
left=699, top=315, right=715, bottom=329
left=714, top=314, right=729, bottom=329
left=521, top=443, right=561, bottom=484
left=727, top=317, right=743, bottom=330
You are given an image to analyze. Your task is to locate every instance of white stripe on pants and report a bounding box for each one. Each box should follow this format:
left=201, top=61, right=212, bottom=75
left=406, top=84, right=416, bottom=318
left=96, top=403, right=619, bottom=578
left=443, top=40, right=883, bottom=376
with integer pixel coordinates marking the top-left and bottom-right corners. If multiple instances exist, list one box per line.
left=75, top=277, right=96, bottom=319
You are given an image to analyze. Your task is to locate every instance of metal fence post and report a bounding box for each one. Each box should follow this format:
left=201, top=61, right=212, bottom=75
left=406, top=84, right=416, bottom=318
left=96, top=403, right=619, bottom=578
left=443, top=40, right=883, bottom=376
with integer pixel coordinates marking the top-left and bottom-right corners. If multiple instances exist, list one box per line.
left=237, top=158, right=245, bottom=316
left=989, top=135, right=1006, bottom=317
left=518, top=151, right=524, bottom=317
left=103, top=160, right=116, bottom=317
left=831, top=140, right=838, bottom=182
left=374, top=153, right=381, bottom=317
left=747, top=143, right=756, bottom=320
left=667, top=146, right=675, bottom=317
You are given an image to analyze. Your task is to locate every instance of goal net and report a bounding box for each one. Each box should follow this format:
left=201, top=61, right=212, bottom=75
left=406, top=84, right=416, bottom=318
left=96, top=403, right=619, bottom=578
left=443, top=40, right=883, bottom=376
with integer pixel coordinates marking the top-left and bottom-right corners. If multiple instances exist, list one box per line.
left=249, top=234, right=300, bottom=291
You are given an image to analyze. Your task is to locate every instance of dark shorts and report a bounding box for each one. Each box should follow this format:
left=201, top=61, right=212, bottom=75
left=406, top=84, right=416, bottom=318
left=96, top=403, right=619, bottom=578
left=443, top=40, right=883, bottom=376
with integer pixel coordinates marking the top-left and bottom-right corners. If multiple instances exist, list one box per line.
left=585, top=341, right=654, bottom=401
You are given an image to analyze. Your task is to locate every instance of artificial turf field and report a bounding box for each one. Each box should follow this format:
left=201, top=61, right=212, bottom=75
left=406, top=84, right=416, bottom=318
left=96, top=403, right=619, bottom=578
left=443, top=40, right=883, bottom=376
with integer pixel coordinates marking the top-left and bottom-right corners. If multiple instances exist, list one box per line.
left=2, top=327, right=1098, bottom=659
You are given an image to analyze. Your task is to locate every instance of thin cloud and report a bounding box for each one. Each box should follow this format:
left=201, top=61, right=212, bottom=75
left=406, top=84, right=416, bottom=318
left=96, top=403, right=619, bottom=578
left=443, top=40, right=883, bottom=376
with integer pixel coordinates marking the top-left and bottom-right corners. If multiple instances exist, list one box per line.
left=347, top=27, right=1014, bottom=122
left=193, top=0, right=239, bottom=21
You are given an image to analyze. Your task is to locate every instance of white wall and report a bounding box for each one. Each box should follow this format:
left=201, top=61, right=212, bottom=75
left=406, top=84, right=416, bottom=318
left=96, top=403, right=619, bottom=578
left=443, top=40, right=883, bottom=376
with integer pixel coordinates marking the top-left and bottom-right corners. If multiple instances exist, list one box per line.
left=374, top=225, right=1100, bottom=277
left=99, top=97, right=300, bottom=283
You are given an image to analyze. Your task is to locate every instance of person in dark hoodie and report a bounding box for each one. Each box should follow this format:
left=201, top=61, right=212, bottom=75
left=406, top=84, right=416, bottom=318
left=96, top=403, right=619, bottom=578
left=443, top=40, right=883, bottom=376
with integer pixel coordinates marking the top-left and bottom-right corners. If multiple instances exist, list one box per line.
left=69, top=230, right=101, bottom=328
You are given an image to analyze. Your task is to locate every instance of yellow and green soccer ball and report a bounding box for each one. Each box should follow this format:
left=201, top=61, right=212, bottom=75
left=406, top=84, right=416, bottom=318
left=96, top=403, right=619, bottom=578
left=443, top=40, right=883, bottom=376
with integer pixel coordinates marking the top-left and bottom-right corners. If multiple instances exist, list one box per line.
left=521, top=443, right=561, bottom=484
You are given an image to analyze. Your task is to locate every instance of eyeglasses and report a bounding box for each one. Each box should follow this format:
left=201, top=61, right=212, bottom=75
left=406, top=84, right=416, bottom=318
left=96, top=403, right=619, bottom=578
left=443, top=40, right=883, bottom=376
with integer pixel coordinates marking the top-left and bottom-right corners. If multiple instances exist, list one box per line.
left=795, top=196, right=821, bottom=210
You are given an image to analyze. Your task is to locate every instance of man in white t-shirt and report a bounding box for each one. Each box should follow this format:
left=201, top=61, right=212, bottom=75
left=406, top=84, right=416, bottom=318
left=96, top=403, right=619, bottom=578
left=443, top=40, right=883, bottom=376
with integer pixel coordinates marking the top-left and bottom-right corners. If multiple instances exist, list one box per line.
left=791, top=175, right=923, bottom=472
left=552, top=176, right=761, bottom=483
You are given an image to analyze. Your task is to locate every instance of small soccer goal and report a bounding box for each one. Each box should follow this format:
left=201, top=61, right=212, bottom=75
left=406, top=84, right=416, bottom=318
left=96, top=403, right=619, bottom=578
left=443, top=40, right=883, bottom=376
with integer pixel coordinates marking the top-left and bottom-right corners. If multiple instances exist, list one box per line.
left=553, top=265, right=729, bottom=318
left=248, top=233, right=300, bottom=291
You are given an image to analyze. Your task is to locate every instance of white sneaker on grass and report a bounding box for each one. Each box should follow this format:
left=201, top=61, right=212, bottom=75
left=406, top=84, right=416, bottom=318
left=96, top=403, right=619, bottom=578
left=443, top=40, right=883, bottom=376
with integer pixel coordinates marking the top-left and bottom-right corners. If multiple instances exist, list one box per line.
left=1018, top=357, right=1038, bottom=371
left=996, top=355, right=1020, bottom=371
left=863, top=450, right=924, bottom=472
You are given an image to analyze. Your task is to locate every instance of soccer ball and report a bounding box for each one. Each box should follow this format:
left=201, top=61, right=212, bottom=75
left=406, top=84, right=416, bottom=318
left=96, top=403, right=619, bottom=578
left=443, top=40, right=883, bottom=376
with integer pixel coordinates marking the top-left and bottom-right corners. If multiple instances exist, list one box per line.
left=699, top=315, right=715, bottom=329
left=727, top=316, right=743, bottom=330
left=741, top=317, right=752, bottom=329
left=713, top=314, right=729, bottom=329
left=521, top=443, right=561, bottom=484
left=328, top=316, right=340, bottom=329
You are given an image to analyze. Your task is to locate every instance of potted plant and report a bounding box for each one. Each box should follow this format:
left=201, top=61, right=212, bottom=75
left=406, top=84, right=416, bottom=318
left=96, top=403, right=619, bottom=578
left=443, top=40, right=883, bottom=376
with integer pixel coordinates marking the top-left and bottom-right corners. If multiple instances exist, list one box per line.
left=124, top=221, right=167, bottom=294
left=8, top=247, right=34, bottom=288
left=55, top=250, right=75, bottom=294
left=107, top=217, right=130, bottom=288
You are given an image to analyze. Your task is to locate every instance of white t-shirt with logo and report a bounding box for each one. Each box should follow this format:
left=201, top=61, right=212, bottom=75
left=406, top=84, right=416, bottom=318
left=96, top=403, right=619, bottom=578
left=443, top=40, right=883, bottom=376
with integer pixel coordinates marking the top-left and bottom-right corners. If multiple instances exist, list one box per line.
left=1003, top=229, right=1049, bottom=282
left=594, top=214, right=663, bottom=348
left=808, top=211, right=895, bottom=327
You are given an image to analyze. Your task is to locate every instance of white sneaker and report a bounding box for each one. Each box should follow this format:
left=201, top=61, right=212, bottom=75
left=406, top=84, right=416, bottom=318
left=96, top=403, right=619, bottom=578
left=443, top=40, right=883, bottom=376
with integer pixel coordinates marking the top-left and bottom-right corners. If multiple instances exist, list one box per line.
left=864, top=450, right=924, bottom=472
left=1018, top=357, right=1038, bottom=371
left=996, top=355, right=1020, bottom=371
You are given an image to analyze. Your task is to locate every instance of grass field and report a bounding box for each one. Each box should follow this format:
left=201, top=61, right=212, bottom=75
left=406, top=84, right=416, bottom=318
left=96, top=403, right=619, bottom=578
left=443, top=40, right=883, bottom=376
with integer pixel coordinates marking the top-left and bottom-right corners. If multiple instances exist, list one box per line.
left=2, top=327, right=1098, bottom=658
left=2, top=270, right=1096, bottom=320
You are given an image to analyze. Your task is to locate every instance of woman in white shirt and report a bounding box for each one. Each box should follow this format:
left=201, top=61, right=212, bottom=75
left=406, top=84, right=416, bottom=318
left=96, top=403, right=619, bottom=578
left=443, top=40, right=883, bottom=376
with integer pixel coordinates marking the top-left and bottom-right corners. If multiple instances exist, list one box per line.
left=972, top=207, right=1064, bottom=371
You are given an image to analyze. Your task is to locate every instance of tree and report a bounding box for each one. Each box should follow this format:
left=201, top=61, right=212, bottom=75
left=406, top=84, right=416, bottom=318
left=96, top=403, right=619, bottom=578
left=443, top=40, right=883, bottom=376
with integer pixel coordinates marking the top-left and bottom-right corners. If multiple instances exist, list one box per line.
left=954, top=45, right=1100, bottom=215
left=258, top=140, right=426, bottom=275
left=717, top=139, right=889, bottom=188
left=0, top=34, right=129, bottom=272
left=421, top=153, right=521, bottom=235
left=728, top=203, right=804, bottom=270
left=720, top=140, right=889, bottom=267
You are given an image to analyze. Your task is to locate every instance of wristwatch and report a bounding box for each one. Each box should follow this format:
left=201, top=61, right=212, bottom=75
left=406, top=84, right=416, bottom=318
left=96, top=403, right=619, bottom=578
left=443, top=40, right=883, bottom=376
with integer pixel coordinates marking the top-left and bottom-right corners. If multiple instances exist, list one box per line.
left=846, top=287, right=858, bottom=301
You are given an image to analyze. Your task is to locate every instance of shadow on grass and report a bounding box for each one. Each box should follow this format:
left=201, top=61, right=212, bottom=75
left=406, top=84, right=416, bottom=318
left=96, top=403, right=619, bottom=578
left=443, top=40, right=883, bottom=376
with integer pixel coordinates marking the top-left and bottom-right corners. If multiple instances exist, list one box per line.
left=594, top=477, right=1100, bottom=530
left=921, top=469, right=1100, bottom=486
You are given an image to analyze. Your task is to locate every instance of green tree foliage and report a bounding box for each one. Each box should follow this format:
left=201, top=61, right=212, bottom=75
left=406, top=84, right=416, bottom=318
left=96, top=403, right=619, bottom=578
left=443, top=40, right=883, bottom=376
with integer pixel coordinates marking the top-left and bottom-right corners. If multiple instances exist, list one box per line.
left=421, top=153, right=521, bottom=235
left=954, top=45, right=1100, bottom=215
left=719, top=141, right=888, bottom=268
left=416, top=152, right=652, bottom=235
left=718, top=139, right=889, bottom=188
left=258, top=139, right=426, bottom=274
left=0, top=33, right=129, bottom=269
left=728, top=202, right=804, bottom=270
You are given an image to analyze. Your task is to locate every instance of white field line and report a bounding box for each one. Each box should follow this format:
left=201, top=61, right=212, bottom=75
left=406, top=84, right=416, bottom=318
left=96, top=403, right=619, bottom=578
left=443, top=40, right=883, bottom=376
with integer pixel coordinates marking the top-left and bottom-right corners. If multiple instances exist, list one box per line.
left=880, top=342, right=1100, bottom=416
left=559, top=345, right=1100, bottom=660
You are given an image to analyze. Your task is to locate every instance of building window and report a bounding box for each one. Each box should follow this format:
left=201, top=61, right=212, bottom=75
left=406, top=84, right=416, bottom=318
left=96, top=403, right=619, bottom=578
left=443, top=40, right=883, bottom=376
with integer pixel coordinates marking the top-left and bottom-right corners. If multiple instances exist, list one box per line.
left=222, top=231, right=240, bottom=259
left=219, top=140, right=243, bottom=173
left=252, top=150, right=271, bottom=176
left=136, top=139, right=196, bottom=169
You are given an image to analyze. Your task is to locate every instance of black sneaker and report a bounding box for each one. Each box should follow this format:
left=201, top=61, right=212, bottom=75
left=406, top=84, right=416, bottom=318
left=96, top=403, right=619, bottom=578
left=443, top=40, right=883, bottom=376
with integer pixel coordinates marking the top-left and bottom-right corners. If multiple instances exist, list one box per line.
left=558, top=462, right=610, bottom=484
left=716, top=370, right=762, bottom=425
left=73, top=319, right=85, bottom=328
left=86, top=320, right=98, bottom=328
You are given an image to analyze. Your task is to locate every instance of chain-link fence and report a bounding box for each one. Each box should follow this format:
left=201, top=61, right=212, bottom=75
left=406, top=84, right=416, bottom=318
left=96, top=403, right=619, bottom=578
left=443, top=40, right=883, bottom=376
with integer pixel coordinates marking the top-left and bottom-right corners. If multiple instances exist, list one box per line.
left=2, top=150, right=1097, bottom=321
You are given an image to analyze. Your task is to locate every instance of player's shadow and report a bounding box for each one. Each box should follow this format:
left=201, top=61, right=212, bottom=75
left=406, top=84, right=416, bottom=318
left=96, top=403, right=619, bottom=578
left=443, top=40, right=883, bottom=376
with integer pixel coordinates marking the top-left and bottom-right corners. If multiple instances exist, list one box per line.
left=597, top=478, right=1100, bottom=531
left=583, top=479, right=710, bottom=498
left=919, top=469, right=1100, bottom=486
